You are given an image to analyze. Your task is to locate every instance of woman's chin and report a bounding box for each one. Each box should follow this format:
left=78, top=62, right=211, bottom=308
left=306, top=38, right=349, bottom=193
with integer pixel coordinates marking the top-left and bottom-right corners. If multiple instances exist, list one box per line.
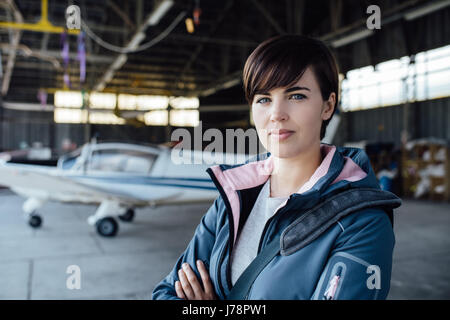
left=268, top=148, right=300, bottom=159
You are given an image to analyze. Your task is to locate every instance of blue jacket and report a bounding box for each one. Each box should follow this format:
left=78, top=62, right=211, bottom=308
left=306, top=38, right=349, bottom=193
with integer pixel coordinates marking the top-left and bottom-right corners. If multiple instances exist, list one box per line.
left=152, top=144, right=401, bottom=300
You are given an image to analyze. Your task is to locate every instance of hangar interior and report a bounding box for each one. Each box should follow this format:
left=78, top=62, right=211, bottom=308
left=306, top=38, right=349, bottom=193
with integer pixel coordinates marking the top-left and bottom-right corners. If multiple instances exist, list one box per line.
left=0, top=0, right=449, bottom=300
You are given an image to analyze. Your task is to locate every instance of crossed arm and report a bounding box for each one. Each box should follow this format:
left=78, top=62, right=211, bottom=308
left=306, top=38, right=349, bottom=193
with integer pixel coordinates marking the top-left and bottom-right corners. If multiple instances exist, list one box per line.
left=175, top=260, right=216, bottom=300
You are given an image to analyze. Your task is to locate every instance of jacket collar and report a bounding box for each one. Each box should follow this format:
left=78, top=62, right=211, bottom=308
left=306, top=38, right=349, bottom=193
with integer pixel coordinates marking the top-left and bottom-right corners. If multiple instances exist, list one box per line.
left=207, top=144, right=373, bottom=244
left=208, top=144, right=370, bottom=195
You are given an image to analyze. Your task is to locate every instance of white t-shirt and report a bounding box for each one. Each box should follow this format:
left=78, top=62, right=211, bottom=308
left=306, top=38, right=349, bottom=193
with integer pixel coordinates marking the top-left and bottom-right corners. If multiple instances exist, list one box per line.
left=230, top=178, right=289, bottom=285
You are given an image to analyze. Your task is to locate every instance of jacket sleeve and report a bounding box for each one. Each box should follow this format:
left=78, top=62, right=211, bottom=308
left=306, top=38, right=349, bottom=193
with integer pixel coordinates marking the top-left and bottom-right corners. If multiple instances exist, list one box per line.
left=151, top=196, right=221, bottom=300
left=311, top=208, right=395, bottom=300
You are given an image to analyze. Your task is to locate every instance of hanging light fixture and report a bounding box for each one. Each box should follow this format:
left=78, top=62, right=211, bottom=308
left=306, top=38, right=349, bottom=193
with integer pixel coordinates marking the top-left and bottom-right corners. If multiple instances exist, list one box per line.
left=185, top=17, right=194, bottom=33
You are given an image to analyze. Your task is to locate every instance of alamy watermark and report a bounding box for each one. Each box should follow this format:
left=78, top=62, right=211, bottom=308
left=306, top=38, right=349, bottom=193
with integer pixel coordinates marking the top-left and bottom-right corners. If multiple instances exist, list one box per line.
left=66, top=5, right=81, bottom=30
left=366, top=5, right=381, bottom=30
left=366, top=264, right=381, bottom=290
left=170, top=123, right=264, bottom=165
left=66, top=265, right=81, bottom=290
left=169, top=122, right=284, bottom=175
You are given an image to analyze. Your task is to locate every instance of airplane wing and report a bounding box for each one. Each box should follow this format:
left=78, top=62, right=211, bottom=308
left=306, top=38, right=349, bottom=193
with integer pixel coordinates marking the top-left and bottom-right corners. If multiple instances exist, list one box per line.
left=0, top=162, right=212, bottom=206
left=0, top=162, right=141, bottom=204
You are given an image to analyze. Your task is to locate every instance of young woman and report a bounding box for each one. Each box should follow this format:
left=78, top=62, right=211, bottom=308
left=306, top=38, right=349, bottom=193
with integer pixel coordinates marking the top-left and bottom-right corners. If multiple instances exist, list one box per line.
left=152, top=35, right=401, bottom=300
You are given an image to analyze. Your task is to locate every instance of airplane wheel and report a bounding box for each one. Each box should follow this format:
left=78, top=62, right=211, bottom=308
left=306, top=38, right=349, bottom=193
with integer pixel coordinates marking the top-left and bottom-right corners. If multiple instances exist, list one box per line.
left=118, top=209, right=135, bottom=222
left=28, top=214, right=42, bottom=228
left=96, top=217, right=118, bottom=237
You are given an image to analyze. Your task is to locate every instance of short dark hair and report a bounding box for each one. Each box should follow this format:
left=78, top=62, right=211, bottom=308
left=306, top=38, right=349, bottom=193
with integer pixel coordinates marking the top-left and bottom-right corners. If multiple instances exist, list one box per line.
left=243, top=35, right=339, bottom=140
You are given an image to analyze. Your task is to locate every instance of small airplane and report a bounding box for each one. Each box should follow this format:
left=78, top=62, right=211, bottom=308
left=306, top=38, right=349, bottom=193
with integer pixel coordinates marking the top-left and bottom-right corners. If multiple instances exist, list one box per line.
left=0, top=141, right=245, bottom=237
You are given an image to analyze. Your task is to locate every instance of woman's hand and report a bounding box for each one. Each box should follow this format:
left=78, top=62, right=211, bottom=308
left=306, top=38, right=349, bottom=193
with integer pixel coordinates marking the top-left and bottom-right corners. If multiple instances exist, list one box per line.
left=175, top=260, right=216, bottom=300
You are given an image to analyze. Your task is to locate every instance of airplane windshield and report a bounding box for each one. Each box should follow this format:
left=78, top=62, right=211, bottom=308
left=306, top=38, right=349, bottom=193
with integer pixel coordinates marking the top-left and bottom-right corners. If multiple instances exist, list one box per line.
left=88, top=149, right=157, bottom=174
left=58, top=147, right=83, bottom=170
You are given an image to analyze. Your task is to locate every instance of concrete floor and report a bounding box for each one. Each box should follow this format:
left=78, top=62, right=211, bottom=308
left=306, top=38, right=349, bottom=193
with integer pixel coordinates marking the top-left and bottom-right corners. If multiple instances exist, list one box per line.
left=0, top=189, right=449, bottom=300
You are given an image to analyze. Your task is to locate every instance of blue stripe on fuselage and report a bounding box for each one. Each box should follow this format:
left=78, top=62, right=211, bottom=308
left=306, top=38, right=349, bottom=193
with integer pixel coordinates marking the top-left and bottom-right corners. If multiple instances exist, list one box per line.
left=67, top=175, right=217, bottom=191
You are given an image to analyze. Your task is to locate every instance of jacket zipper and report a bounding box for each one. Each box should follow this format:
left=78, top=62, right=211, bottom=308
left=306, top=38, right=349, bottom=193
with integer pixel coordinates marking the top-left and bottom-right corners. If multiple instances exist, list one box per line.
left=225, top=243, right=233, bottom=290
left=206, top=168, right=235, bottom=298
left=217, top=208, right=234, bottom=297
left=216, top=240, right=228, bottom=298
left=257, top=205, right=288, bottom=254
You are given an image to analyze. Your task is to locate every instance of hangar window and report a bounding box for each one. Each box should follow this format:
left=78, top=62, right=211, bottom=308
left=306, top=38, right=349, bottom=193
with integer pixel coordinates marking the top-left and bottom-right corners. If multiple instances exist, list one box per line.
left=88, top=149, right=157, bottom=174
left=341, top=44, right=450, bottom=111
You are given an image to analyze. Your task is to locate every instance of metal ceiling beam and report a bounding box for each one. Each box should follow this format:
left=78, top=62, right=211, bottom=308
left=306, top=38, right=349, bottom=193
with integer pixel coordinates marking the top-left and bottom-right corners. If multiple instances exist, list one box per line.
left=0, top=34, right=196, bottom=61
left=107, top=0, right=136, bottom=30
left=320, top=0, right=427, bottom=42
left=196, top=70, right=242, bottom=97
left=293, top=0, right=305, bottom=34
left=8, top=64, right=213, bottom=82
left=54, top=74, right=209, bottom=87
left=1, top=0, right=23, bottom=96
left=174, top=0, right=235, bottom=93
left=0, top=29, right=256, bottom=51
left=5, top=86, right=189, bottom=97
left=249, top=0, right=285, bottom=35
left=0, top=43, right=60, bottom=69
left=0, top=44, right=113, bottom=64
left=404, top=0, right=450, bottom=20
left=167, top=34, right=258, bottom=47
left=330, top=0, right=343, bottom=31
left=40, top=31, right=49, bottom=51
left=93, top=0, right=175, bottom=91
left=286, top=0, right=305, bottom=34
left=197, top=0, right=431, bottom=97
left=199, top=104, right=249, bottom=112
left=5, top=59, right=212, bottom=81
left=136, top=0, right=143, bottom=26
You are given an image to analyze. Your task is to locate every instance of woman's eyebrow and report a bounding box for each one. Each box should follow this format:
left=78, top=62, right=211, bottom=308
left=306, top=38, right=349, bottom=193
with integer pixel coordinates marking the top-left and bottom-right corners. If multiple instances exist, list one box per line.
left=284, top=86, right=310, bottom=93
left=255, top=86, right=311, bottom=96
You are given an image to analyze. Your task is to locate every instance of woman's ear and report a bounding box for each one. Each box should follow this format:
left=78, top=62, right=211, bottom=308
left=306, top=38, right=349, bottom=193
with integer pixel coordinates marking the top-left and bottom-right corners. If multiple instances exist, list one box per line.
left=321, top=92, right=336, bottom=121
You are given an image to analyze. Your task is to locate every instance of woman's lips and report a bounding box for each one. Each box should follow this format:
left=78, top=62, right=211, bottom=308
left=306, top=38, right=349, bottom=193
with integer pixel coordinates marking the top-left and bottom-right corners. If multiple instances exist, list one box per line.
left=269, top=129, right=295, bottom=141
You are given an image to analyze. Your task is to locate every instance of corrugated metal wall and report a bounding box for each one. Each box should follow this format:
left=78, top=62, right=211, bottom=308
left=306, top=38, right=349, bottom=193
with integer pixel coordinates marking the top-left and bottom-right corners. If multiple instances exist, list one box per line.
left=414, top=97, right=450, bottom=141
left=0, top=109, right=52, bottom=151
left=339, top=96, right=450, bottom=147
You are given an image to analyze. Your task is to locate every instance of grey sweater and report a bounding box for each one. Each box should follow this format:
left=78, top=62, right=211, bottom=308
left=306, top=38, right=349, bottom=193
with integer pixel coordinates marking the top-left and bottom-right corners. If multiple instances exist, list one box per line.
left=230, top=179, right=288, bottom=285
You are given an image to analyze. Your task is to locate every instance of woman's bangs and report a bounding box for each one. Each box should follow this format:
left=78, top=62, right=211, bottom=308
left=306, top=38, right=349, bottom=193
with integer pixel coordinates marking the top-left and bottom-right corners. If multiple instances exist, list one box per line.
left=252, top=54, right=307, bottom=98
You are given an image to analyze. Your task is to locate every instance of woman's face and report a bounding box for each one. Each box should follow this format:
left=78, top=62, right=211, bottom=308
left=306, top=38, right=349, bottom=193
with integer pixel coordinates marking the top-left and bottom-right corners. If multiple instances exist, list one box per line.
left=251, top=66, right=335, bottom=159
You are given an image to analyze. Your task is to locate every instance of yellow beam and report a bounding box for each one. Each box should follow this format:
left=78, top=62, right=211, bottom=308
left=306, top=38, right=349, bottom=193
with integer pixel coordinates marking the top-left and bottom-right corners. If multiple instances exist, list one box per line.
left=42, top=88, right=119, bottom=94
left=40, top=0, right=48, bottom=23
left=0, top=0, right=80, bottom=35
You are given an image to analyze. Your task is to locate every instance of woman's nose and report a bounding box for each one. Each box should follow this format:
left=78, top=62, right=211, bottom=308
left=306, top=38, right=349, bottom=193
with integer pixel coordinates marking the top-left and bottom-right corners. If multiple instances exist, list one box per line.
left=269, top=99, right=288, bottom=122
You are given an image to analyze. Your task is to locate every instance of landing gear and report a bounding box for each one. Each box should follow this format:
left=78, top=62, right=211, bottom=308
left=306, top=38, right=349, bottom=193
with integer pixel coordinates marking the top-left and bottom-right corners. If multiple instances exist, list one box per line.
left=23, top=198, right=45, bottom=229
left=118, top=208, right=135, bottom=222
left=28, top=213, right=42, bottom=228
left=96, top=217, right=118, bottom=237
left=88, top=202, right=136, bottom=237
